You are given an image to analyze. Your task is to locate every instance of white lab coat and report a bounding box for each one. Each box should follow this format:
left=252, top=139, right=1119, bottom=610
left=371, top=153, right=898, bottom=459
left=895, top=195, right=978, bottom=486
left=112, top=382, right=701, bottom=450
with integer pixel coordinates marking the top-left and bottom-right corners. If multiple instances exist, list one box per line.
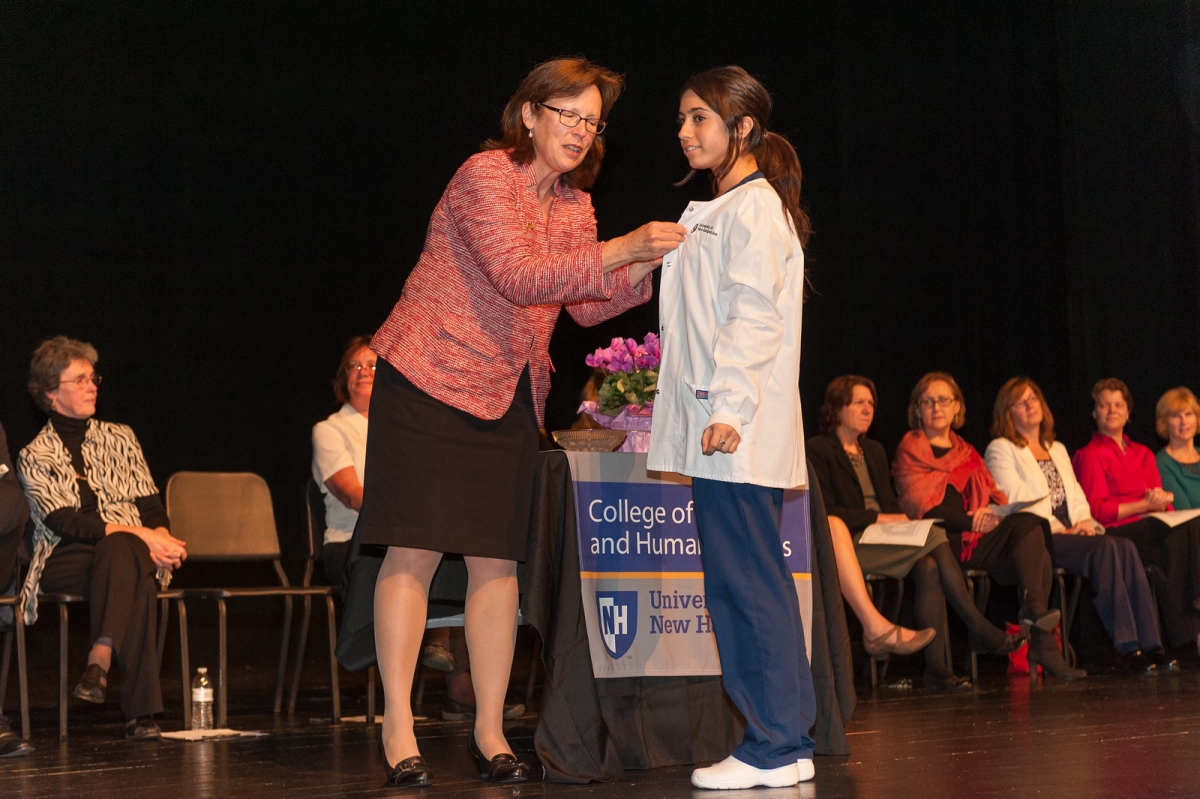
left=984, top=437, right=1101, bottom=533
left=646, top=177, right=807, bottom=489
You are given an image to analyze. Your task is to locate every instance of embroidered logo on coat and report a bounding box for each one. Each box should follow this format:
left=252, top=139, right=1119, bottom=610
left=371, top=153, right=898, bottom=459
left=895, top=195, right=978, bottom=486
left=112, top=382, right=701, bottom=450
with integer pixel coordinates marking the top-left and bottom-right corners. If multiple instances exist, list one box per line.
left=695, top=389, right=709, bottom=400
left=691, top=223, right=718, bottom=237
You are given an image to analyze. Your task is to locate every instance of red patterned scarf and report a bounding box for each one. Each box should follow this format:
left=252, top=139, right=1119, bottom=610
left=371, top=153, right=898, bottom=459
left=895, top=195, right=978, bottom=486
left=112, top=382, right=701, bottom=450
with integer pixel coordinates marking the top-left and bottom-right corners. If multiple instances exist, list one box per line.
left=891, top=430, right=1007, bottom=561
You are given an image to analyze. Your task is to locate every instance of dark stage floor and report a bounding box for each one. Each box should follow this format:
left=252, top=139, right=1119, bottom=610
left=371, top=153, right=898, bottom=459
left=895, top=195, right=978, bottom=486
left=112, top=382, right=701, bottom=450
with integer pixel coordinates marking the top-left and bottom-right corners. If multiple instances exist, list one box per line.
left=6, top=664, right=1200, bottom=797
left=5, top=596, right=1200, bottom=798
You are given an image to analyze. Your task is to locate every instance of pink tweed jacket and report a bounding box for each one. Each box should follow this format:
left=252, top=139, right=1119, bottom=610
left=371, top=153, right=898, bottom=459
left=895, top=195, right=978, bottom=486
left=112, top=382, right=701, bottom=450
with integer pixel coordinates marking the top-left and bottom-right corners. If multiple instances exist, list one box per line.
left=372, top=149, right=652, bottom=424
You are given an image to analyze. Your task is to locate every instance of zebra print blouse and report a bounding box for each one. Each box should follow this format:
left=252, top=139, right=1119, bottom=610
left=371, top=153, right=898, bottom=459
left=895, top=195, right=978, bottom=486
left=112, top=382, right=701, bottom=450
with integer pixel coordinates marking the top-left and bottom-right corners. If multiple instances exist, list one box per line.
left=17, top=419, right=161, bottom=624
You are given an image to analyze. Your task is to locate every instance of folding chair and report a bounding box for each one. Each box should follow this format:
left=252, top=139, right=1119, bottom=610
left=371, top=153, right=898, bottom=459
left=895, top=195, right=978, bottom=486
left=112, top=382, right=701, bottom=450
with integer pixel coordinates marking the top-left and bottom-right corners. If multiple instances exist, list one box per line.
left=287, top=478, right=375, bottom=720
left=165, top=471, right=339, bottom=728
left=39, top=587, right=190, bottom=740
left=0, top=589, right=29, bottom=741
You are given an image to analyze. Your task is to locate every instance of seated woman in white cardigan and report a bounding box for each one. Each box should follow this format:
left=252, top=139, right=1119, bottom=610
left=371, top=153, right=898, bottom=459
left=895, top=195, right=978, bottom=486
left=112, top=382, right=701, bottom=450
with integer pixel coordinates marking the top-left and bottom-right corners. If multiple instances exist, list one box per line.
left=984, top=377, right=1177, bottom=676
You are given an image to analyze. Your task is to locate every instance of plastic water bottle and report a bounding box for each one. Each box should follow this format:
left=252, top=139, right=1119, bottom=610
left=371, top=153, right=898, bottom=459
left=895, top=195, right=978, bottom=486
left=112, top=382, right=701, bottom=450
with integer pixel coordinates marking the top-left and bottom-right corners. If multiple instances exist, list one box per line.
left=191, top=667, right=214, bottom=730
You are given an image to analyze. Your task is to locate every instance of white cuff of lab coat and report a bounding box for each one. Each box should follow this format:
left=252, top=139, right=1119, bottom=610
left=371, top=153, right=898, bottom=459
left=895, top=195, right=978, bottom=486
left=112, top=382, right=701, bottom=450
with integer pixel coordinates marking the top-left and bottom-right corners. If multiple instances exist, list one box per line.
left=704, top=411, right=743, bottom=436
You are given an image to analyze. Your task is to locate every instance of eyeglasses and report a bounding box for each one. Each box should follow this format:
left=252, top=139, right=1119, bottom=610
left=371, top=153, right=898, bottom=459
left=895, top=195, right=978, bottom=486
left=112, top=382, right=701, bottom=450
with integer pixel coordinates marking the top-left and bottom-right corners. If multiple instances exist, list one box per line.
left=347, top=362, right=376, bottom=374
left=918, top=396, right=956, bottom=410
left=59, top=373, right=101, bottom=389
left=1011, top=396, right=1040, bottom=412
left=536, top=103, right=607, bottom=135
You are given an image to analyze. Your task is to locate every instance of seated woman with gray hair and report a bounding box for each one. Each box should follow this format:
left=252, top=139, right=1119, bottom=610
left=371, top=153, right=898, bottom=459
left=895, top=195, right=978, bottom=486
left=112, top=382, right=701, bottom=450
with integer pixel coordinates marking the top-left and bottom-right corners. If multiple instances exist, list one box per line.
left=17, top=336, right=187, bottom=740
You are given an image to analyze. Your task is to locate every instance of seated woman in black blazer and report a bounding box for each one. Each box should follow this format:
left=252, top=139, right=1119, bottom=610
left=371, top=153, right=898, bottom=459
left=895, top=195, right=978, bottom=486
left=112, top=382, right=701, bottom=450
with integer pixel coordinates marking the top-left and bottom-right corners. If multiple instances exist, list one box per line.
left=808, top=376, right=1018, bottom=690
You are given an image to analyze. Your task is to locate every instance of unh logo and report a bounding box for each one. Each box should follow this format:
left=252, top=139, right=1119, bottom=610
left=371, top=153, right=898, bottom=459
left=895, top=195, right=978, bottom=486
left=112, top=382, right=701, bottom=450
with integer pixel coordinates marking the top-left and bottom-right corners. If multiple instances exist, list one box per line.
left=596, top=591, right=638, bottom=659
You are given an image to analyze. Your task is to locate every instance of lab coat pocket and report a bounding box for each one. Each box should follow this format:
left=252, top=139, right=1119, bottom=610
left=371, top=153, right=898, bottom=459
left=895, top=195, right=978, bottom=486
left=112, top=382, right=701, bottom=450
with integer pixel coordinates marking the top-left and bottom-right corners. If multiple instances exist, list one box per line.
left=684, top=381, right=714, bottom=415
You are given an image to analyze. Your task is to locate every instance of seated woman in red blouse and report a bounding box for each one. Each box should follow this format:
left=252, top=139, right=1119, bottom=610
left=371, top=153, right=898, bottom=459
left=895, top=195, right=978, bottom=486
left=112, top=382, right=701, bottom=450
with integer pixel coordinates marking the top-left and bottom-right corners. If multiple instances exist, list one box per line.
left=1072, top=378, right=1200, bottom=653
left=893, top=372, right=1084, bottom=681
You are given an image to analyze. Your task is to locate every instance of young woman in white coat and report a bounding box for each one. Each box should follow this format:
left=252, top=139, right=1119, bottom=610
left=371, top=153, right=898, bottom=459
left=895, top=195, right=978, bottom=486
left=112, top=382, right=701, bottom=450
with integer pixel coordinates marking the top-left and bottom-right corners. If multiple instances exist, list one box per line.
left=984, top=377, right=1177, bottom=675
left=647, top=66, right=814, bottom=790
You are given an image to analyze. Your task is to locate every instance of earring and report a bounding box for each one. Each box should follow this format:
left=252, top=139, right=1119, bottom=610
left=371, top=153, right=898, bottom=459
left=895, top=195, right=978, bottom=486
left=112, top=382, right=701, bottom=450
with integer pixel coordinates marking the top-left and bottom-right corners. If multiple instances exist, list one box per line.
left=528, top=129, right=533, bottom=139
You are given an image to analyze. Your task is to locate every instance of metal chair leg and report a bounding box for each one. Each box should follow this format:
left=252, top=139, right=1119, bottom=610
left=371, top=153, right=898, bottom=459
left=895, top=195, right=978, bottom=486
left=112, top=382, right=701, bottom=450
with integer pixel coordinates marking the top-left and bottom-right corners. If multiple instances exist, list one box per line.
left=218, top=598, right=228, bottom=729
left=15, top=615, right=28, bottom=740
left=156, top=597, right=169, bottom=668
left=287, top=595, right=313, bottom=715
left=325, top=596, right=340, bottom=723
left=414, top=663, right=427, bottom=709
left=59, top=602, right=69, bottom=741
left=879, top=581, right=903, bottom=684
left=178, top=599, right=191, bottom=729
left=366, top=666, right=376, bottom=724
left=1, top=628, right=10, bottom=714
left=863, top=580, right=878, bottom=688
left=273, top=596, right=294, bottom=714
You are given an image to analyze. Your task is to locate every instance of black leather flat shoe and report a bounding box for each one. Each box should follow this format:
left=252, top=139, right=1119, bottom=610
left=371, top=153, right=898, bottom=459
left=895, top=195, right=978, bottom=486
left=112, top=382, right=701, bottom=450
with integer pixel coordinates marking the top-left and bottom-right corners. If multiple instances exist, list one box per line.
left=379, top=739, right=433, bottom=787
left=124, top=716, right=161, bottom=741
left=1114, top=649, right=1156, bottom=677
left=0, top=717, right=33, bottom=758
left=385, top=756, right=433, bottom=788
left=468, top=732, right=530, bottom=783
left=73, top=663, right=107, bottom=704
left=1147, top=648, right=1180, bottom=676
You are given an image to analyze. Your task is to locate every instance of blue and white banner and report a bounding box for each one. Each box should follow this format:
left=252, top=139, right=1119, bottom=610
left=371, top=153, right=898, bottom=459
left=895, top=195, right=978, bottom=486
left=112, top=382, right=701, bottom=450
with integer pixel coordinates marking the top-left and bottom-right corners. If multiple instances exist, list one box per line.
left=567, top=452, right=813, bottom=678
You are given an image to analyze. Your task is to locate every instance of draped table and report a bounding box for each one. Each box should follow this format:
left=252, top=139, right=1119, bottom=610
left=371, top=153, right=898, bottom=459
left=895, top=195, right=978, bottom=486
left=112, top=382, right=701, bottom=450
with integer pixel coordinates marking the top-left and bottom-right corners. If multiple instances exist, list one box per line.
left=520, top=451, right=856, bottom=783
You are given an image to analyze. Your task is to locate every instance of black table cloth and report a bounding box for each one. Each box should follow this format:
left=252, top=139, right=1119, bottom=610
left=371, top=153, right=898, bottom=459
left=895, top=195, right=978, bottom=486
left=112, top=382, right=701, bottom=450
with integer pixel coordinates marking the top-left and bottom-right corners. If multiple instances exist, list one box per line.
left=522, top=451, right=856, bottom=783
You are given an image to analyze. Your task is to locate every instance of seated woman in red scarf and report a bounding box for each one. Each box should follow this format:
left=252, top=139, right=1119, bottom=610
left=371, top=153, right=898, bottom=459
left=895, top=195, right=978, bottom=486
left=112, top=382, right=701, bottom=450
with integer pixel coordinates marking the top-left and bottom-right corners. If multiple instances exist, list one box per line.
left=1072, top=378, right=1200, bottom=655
left=892, top=372, right=1085, bottom=681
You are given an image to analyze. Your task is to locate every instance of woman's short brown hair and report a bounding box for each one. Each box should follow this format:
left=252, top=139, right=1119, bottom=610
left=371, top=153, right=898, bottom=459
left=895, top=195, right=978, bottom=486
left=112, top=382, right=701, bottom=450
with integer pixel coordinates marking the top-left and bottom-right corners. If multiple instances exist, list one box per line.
left=819, top=375, right=877, bottom=434
left=1091, top=378, right=1133, bottom=413
left=907, top=372, right=966, bottom=430
left=1155, top=387, right=1200, bottom=440
left=333, top=335, right=374, bottom=405
left=992, top=376, right=1056, bottom=447
left=483, top=56, right=623, bottom=191
left=28, top=336, right=98, bottom=413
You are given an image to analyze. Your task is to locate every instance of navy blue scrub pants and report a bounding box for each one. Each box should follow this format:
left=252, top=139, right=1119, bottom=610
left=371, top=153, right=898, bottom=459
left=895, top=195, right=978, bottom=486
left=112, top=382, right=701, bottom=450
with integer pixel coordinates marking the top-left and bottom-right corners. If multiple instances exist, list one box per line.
left=692, top=477, right=815, bottom=769
left=1052, top=533, right=1162, bottom=652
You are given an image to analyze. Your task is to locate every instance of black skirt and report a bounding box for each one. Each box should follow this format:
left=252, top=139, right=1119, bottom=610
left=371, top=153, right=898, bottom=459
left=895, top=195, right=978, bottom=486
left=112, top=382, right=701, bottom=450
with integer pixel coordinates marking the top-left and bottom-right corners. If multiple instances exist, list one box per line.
left=355, top=357, right=539, bottom=561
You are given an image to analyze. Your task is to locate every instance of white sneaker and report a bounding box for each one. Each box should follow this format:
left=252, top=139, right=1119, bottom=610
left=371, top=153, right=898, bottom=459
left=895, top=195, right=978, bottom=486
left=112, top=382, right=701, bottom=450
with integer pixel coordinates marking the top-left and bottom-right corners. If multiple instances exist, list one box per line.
left=690, top=755, right=801, bottom=789
left=797, top=757, right=815, bottom=781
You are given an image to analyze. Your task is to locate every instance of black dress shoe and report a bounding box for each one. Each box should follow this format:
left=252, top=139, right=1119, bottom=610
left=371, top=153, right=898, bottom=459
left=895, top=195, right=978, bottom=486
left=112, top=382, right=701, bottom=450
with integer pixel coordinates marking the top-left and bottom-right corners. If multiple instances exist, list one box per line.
left=72, top=663, right=107, bottom=704
left=1147, top=648, right=1181, bottom=676
left=124, top=716, right=161, bottom=741
left=385, top=756, right=434, bottom=788
left=0, top=717, right=33, bottom=758
left=468, top=732, right=530, bottom=783
left=1114, top=649, right=1157, bottom=677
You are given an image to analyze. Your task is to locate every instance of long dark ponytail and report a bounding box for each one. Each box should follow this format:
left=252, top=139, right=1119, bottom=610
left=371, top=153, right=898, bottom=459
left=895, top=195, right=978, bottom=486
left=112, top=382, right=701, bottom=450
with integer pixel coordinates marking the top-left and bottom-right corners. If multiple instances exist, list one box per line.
left=678, top=66, right=812, bottom=248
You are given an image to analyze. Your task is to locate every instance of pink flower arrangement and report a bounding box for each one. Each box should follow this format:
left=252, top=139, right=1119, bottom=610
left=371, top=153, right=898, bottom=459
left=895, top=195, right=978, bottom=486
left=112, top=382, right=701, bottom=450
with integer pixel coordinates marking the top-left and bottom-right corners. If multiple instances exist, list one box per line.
left=582, top=333, right=659, bottom=422
left=585, top=333, right=660, bottom=374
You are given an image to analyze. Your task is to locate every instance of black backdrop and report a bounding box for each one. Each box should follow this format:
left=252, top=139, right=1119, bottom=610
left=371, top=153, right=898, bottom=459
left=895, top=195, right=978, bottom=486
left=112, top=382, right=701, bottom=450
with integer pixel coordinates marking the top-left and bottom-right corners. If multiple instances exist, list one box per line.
left=3, top=1, right=1198, bottom=575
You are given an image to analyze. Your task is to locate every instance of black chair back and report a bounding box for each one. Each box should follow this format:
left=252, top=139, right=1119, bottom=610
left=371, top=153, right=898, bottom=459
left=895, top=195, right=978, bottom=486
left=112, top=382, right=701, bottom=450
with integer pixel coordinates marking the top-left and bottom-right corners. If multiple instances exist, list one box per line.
left=304, top=478, right=327, bottom=564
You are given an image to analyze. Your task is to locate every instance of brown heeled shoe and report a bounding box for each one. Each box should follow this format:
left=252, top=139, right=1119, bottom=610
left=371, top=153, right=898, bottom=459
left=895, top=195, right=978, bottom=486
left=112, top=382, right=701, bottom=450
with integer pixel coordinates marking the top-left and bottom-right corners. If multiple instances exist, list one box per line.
left=863, top=624, right=937, bottom=660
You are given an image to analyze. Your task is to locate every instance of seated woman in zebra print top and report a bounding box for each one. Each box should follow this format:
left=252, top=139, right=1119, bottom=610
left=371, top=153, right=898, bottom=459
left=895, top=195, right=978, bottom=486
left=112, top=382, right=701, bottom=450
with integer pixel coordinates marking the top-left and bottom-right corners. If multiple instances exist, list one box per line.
left=17, top=336, right=187, bottom=741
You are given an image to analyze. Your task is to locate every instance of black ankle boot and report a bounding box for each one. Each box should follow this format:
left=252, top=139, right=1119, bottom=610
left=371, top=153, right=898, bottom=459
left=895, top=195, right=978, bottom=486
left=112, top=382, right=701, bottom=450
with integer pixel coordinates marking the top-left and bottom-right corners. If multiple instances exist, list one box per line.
left=1027, top=628, right=1086, bottom=682
left=1018, top=590, right=1060, bottom=636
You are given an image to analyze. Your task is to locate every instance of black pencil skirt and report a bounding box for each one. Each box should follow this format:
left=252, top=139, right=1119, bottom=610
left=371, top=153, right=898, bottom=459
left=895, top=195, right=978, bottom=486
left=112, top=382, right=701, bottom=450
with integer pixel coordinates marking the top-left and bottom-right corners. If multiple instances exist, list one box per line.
left=355, top=357, right=539, bottom=562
